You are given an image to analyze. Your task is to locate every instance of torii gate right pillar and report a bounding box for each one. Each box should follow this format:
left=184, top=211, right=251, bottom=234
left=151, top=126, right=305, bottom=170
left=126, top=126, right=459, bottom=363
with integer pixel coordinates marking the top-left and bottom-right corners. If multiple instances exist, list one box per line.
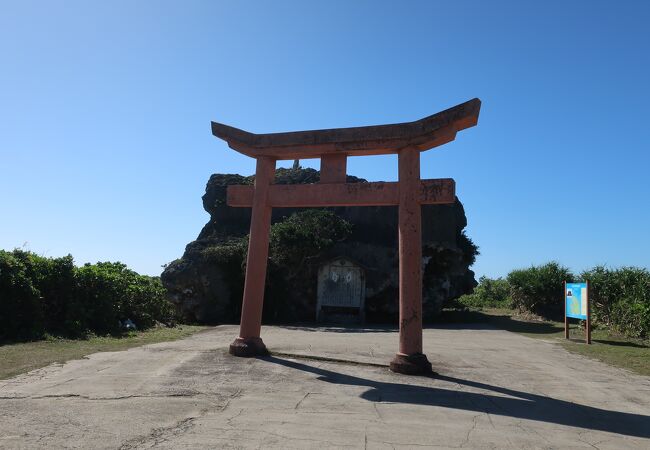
left=389, top=147, right=432, bottom=374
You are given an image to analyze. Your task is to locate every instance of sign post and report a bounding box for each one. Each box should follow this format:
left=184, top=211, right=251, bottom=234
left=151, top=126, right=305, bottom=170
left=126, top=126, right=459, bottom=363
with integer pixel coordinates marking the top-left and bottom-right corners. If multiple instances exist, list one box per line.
left=564, top=280, right=591, bottom=344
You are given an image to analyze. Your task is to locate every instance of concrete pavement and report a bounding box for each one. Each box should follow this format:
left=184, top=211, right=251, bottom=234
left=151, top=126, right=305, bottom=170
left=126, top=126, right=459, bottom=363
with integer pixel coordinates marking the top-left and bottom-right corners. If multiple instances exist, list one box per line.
left=1, top=324, right=649, bottom=449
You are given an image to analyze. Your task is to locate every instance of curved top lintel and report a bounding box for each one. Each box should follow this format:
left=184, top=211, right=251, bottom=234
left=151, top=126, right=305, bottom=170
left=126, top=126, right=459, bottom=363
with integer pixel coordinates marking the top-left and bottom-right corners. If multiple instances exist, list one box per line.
left=211, top=98, right=480, bottom=160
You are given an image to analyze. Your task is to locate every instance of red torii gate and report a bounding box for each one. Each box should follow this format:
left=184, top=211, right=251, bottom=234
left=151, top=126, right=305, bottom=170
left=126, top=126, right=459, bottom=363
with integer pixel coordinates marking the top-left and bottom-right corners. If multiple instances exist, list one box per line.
left=212, top=98, right=481, bottom=375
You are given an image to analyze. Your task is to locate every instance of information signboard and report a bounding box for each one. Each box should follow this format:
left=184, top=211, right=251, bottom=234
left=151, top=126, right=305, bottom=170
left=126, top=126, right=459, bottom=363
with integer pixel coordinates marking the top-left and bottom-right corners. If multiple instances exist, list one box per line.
left=565, top=282, right=588, bottom=320
left=564, top=281, right=591, bottom=344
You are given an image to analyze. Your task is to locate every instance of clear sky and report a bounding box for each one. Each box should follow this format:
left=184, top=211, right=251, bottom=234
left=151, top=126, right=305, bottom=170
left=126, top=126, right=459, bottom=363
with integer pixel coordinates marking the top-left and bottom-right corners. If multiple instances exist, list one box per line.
left=1, top=0, right=649, bottom=278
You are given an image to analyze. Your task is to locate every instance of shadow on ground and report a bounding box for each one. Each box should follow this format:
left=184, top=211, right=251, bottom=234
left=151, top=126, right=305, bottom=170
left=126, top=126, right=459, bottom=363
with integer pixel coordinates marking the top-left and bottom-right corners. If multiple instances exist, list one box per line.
left=437, top=309, right=565, bottom=335
left=592, top=339, right=649, bottom=349
left=263, top=356, right=650, bottom=439
left=277, top=324, right=397, bottom=333
left=277, top=310, right=565, bottom=336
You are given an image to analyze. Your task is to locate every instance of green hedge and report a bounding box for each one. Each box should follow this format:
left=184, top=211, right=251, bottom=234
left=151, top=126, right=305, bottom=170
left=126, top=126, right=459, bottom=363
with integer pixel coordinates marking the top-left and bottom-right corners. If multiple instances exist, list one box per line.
left=460, top=262, right=650, bottom=339
left=0, top=250, right=174, bottom=341
left=458, top=276, right=511, bottom=308
left=507, top=262, right=574, bottom=321
left=0, top=251, right=43, bottom=340
left=581, top=266, right=650, bottom=339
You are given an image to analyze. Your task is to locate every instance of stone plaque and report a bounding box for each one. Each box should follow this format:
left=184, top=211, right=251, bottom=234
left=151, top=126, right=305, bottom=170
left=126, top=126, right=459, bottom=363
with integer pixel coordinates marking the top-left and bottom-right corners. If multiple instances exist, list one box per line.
left=317, top=258, right=365, bottom=322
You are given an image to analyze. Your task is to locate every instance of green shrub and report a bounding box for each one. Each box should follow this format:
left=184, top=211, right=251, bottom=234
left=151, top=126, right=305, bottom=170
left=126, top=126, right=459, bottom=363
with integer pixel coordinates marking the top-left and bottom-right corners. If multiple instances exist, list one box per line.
left=266, top=210, right=353, bottom=321
left=457, top=231, right=480, bottom=267
left=581, top=266, right=650, bottom=339
left=201, top=238, right=248, bottom=266
left=199, top=238, right=249, bottom=322
left=0, top=250, right=175, bottom=341
left=269, top=210, right=353, bottom=267
left=458, top=276, right=511, bottom=308
left=507, top=262, right=574, bottom=320
left=194, top=210, right=353, bottom=323
left=122, top=273, right=174, bottom=330
left=76, top=262, right=174, bottom=335
left=0, top=250, right=43, bottom=340
left=11, top=250, right=78, bottom=336
left=74, top=263, right=123, bottom=334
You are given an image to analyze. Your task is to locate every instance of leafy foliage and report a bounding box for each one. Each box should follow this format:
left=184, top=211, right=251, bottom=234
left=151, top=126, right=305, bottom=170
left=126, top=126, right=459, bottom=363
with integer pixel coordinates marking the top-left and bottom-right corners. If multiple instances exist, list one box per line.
left=457, top=231, right=479, bottom=267
left=265, top=210, right=353, bottom=321
left=460, top=262, right=649, bottom=339
left=581, top=266, right=650, bottom=339
left=273, top=167, right=320, bottom=185
left=0, top=250, right=43, bottom=340
left=75, top=262, right=174, bottom=335
left=13, top=250, right=77, bottom=336
left=458, top=276, right=511, bottom=308
left=195, top=210, right=353, bottom=323
left=269, top=209, right=353, bottom=267
left=0, top=250, right=174, bottom=341
left=507, top=262, right=574, bottom=320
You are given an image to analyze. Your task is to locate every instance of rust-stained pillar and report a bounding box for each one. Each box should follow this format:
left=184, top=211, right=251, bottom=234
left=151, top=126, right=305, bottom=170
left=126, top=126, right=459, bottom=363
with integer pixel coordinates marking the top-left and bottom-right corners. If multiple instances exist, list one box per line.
left=390, top=147, right=433, bottom=375
left=229, top=156, right=276, bottom=357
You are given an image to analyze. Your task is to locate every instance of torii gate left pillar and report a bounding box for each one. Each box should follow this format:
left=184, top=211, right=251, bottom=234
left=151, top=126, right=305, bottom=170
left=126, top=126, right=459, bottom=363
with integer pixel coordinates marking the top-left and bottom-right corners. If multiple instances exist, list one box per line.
left=234, top=155, right=275, bottom=349
left=212, top=98, right=481, bottom=375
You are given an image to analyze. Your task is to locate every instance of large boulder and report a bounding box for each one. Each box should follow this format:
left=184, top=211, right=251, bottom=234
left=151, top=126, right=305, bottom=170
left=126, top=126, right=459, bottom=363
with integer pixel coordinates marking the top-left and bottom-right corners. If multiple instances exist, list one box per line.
left=161, top=168, right=478, bottom=324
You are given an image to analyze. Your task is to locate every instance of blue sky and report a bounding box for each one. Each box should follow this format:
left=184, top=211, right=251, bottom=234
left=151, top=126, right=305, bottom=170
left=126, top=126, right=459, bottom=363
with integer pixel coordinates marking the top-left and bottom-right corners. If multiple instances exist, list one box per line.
left=1, top=0, right=649, bottom=278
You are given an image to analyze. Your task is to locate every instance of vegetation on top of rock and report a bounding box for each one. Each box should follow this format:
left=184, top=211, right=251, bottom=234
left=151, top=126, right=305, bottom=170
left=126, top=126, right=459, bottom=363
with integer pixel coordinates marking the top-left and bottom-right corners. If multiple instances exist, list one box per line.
left=182, top=209, right=354, bottom=323
left=274, top=167, right=321, bottom=185
left=269, top=209, right=353, bottom=266
left=456, top=230, right=479, bottom=267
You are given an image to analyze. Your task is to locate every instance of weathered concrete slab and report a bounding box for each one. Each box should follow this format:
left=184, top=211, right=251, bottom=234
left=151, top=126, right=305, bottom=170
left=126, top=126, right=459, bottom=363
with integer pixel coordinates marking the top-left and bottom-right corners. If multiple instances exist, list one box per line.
left=1, top=324, right=649, bottom=449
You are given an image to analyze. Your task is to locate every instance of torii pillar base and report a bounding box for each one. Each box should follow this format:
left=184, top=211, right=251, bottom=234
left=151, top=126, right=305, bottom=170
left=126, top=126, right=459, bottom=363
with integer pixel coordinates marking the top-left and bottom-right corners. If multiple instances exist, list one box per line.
left=389, top=353, right=433, bottom=375
left=229, top=337, right=269, bottom=357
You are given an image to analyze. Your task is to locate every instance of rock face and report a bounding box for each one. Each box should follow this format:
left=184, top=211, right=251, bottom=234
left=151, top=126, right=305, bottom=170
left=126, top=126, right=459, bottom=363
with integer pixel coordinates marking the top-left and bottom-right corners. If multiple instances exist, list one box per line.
left=161, top=168, right=478, bottom=324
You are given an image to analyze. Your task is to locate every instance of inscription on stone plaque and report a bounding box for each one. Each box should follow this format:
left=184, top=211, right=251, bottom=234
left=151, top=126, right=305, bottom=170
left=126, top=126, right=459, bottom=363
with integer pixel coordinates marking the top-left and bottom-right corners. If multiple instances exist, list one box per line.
left=316, top=258, right=365, bottom=322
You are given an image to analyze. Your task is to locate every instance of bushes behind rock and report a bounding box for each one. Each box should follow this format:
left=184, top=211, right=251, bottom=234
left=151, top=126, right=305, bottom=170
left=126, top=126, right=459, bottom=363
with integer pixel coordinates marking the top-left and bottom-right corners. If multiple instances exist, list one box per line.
left=0, top=250, right=174, bottom=341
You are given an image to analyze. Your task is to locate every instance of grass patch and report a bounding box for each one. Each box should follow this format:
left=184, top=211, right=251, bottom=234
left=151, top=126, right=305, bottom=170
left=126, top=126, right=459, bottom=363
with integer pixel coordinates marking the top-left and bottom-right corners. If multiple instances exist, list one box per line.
left=0, top=325, right=207, bottom=380
left=440, top=308, right=650, bottom=377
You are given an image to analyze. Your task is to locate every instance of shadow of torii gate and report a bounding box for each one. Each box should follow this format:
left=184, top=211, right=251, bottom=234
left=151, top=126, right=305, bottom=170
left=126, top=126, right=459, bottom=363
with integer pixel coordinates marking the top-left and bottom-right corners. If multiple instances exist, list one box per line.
left=211, top=98, right=481, bottom=375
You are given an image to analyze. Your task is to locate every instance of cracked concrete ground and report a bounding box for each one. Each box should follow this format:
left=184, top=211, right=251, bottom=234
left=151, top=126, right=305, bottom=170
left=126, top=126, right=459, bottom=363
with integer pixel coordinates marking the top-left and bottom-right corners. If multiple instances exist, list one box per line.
left=1, top=324, right=649, bottom=449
